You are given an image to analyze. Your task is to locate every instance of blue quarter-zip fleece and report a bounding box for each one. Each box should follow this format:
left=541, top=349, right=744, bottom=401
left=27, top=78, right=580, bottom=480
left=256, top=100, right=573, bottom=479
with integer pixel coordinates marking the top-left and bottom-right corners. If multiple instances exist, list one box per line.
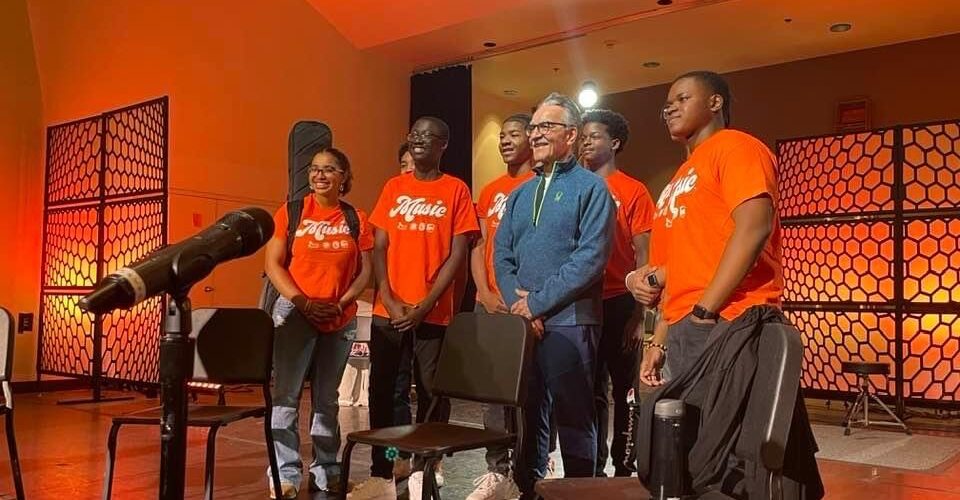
left=494, top=157, right=615, bottom=326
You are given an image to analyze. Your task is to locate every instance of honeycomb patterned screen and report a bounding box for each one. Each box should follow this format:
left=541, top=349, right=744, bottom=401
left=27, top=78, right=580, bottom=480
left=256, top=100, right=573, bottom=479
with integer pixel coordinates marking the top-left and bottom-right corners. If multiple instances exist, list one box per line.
left=38, top=97, right=168, bottom=386
left=777, top=121, right=960, bottom=408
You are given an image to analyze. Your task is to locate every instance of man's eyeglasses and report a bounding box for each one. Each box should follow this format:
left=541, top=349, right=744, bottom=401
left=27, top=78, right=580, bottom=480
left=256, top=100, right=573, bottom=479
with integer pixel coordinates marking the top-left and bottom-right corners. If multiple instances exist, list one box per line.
left=308, top=166, right=343, bottom=176
left=525, top=121, right=573, bottom=136
left=407, top=131, right=446, bottom=142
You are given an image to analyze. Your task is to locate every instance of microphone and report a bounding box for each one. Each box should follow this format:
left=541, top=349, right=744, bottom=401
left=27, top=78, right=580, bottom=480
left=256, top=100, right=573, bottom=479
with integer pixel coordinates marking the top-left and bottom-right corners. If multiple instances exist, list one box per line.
left=79, top=207, right=275, bottom=314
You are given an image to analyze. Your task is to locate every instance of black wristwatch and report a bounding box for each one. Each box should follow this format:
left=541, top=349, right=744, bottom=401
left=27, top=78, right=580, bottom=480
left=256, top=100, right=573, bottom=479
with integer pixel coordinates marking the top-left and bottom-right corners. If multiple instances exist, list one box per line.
left=692, top=304, right=720, bottom=321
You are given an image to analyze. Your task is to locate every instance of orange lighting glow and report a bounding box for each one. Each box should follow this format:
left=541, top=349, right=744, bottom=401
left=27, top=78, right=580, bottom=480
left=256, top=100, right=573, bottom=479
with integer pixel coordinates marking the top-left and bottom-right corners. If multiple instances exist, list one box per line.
left=779, top=122, right=960, bottom=404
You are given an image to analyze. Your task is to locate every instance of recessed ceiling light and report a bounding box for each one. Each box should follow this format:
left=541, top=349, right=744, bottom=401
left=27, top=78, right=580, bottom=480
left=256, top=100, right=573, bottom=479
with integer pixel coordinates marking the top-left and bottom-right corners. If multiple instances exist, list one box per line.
left=503, top=89, right=518, bottom=96
left=656, top=0, right=673, bottom=5
left=642, top=61, right=661, bottom=68
left=578, top=81, right=599, bottom=108
left=603, top=39, right=618, bottom=48
left=483, top=41, right=497, bottom=48
left=784, top=17, right=793, bottom=23
left=829, top=22, right=852, bottom=33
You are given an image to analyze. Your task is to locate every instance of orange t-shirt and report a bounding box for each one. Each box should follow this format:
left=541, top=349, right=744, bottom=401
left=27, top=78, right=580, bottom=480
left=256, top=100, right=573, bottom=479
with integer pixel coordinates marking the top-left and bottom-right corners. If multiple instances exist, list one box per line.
left=369, top=173, right=480, bottom=326
left=272, top=196, right=374, bottom=332
left=651, top=129, right=783, bottom=324
left=475, top=171, right=535, bottom=297
left=603, top=170, right=655, bottom=299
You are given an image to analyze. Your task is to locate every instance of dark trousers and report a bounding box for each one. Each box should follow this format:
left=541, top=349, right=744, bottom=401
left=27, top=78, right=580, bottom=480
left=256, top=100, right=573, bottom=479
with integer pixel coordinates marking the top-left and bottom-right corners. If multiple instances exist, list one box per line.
left=516, top=324, right=599, bottom=494
left=594, top=293, right=640, bottom=476
left=663, top=314, right=728, bottom=382
left=368, top=317, right=450, bottom=478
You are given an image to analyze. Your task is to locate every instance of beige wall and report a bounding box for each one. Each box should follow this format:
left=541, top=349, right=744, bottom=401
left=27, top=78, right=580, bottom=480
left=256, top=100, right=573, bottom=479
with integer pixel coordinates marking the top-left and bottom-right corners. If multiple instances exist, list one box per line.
left=472, top=89, right=532, bottom=198
left=0, top=0, right=44, bottom=380
left=7, top=0, right=411, bottom=380
left=604, top=33, right=960, bottom=199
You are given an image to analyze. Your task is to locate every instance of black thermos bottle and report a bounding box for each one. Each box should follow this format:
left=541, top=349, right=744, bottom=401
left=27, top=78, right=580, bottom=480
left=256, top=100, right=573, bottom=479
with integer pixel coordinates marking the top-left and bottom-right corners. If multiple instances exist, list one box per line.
left=649, top=398, right=687, bottom=500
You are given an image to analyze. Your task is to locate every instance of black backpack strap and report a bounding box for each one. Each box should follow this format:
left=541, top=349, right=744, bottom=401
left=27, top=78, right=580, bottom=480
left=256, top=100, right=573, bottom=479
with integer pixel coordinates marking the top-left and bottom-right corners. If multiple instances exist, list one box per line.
left=339, top=200, right=361, bottom=243
left=283, top=198, right=304, bottom=268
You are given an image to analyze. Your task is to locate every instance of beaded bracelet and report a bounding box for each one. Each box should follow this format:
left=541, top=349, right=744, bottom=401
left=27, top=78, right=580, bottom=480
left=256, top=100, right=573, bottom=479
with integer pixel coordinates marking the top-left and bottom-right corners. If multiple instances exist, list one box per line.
left=644, top=341, right=668, bottom=353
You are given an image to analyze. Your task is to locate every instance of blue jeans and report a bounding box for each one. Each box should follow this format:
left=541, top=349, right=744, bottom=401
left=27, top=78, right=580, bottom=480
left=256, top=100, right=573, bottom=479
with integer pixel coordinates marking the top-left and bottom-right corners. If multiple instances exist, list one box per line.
left=268, top=309, right=355, bottom=490
left=516, top=324, right=600, bottom=494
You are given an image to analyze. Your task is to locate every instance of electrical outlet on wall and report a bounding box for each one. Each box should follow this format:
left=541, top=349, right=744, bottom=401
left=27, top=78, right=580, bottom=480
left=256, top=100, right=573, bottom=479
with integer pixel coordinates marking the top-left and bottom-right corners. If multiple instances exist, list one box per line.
left=17, top=313, right=33, bottom=333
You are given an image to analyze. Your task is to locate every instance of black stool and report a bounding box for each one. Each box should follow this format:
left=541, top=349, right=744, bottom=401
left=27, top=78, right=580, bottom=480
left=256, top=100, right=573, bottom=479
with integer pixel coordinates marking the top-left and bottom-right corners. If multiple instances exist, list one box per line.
left=840, top=361, right=910, bottom=435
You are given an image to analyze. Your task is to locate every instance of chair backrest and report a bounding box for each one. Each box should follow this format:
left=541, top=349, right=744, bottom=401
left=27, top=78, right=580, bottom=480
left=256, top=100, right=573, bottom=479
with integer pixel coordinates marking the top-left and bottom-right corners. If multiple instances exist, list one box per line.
left=190, top=308, right=274, bottom=385
left=433, top=312, right=533, bottom=407
left=736, top=322, right=803, bottom=472
left=0, top=307, right=14, bottom=383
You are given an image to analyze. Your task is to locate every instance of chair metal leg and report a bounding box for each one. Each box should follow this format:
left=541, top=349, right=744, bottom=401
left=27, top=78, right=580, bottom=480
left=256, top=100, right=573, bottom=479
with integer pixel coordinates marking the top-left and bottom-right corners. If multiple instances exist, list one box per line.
left=338, top=440, right=357, bottom=500
left=103, top=421, right=122, bottom=500
left=204, top=425, right=221, bottom=500
left=4, top=413, right=25, bottom=500
left=423, top=458, right=440, bottom=500
left=263, top=409, right=283, bottom=500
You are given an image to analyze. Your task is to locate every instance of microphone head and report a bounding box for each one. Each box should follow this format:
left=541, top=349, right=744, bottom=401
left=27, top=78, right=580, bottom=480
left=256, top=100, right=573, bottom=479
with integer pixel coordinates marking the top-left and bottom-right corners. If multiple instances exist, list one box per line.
left=219, top=207, right=275, bottom=256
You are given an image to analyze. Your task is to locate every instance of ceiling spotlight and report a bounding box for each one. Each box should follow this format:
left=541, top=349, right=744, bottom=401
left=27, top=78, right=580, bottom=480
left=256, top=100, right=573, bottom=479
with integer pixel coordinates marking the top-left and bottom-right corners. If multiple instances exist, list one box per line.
left=483, top=41, right=497, bottom=48
left=642, top=61, right=661, bottom=68
left=578, top=81, right=599, bottom=108
left=503, top=89, right=519, bottom=96
left=829, top=22, right=852, bottom=33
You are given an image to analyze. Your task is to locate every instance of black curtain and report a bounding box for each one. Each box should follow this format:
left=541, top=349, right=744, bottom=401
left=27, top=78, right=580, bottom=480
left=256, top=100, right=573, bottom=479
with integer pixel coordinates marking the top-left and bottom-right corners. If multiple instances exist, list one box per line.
left=410, top=65, right=473, bottom=190
left=409, top=65, right=476, bottom=311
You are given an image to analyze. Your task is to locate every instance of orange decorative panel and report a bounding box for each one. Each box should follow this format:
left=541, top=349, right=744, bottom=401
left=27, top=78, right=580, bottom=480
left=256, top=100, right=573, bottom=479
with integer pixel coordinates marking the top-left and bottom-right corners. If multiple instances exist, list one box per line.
left=39, top=294, right=95, bottom=377
left=42, top=207, right=100, bottom=289
left=781, top=223, right=894, bottom=303
left=778, top=131, right=894, bottom=218
left=38, top=97, right=168, bottom=389
left=779, top=120, right=960, bottom=408
left=789, top=310, right=896, bottom=395
left=903, top=123, right=960, bottom=211
left=45, top=118, right=102, bottom=204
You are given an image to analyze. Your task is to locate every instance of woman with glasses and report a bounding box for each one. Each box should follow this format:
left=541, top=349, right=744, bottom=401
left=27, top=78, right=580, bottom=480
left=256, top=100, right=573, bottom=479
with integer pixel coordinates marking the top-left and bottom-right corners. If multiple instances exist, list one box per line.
left=264, top=148, right=373, bottom=499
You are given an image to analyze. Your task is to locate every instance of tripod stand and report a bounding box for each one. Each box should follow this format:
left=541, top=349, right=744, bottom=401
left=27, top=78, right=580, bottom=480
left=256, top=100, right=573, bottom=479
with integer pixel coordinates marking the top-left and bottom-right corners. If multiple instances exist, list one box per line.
left=841, top=361, right=911, bottom=436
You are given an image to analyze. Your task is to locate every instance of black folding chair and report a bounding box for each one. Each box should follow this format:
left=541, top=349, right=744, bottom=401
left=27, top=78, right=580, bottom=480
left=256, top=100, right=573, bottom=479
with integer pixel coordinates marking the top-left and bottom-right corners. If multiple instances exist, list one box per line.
left=338, top=312, right=534, bottom=500
left=102, top=308, right=283, bottom=500
left=0, top=307, right=25, bottom=500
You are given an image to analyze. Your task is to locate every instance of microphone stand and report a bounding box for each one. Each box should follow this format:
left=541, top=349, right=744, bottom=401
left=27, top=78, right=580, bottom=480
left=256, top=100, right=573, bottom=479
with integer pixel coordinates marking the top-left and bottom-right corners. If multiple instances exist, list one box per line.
left=159, top=288, right=193, bottom=500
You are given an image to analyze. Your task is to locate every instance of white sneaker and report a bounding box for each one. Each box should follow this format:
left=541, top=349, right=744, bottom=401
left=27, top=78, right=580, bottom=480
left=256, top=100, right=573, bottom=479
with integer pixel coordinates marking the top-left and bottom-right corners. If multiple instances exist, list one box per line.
left=408, top=471, right=423, bottom=500
left=435, top=464, right=445, bottom=488
left=346, top=477, right=397, bottom=500
left=406, top=470, right=444, bottom=500
left=466, top=472, right=521, bottom=500
left=545, top=457, right=558, bottom=479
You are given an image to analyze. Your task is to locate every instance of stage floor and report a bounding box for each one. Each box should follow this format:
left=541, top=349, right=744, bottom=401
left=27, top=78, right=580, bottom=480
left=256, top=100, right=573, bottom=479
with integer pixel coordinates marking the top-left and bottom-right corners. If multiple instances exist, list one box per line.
left=0, top=388, right=958, bottom=499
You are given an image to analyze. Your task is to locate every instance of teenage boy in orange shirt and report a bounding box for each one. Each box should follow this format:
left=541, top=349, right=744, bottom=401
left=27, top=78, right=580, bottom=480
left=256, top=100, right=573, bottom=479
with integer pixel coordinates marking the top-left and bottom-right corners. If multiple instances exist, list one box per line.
left=580, top=109, right=655, bottom=477
left=349, top=117, right=479, bottom=500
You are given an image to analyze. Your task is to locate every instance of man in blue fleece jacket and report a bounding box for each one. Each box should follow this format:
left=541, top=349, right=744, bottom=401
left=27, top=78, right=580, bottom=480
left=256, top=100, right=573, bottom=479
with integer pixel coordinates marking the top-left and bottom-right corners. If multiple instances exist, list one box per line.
left=495, top=92, right=615, bottom=495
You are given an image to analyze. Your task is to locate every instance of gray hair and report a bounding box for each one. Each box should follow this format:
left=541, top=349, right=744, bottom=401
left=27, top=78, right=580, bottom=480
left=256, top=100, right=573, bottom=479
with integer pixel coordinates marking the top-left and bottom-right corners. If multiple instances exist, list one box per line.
left=537, top=92, right=583, bottom=128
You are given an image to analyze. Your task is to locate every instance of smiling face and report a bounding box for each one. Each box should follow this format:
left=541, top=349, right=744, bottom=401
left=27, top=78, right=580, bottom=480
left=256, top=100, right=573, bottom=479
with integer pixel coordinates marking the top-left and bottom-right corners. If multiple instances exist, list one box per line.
left=529, top=104, right=578, bottom=165
left=499, top=120, right=532, bottom=166
left=308, top=151, right=344, bottom=198
left=662, top=76, right=722, bottom=143
left=407, top=118, right=447, bottom=168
